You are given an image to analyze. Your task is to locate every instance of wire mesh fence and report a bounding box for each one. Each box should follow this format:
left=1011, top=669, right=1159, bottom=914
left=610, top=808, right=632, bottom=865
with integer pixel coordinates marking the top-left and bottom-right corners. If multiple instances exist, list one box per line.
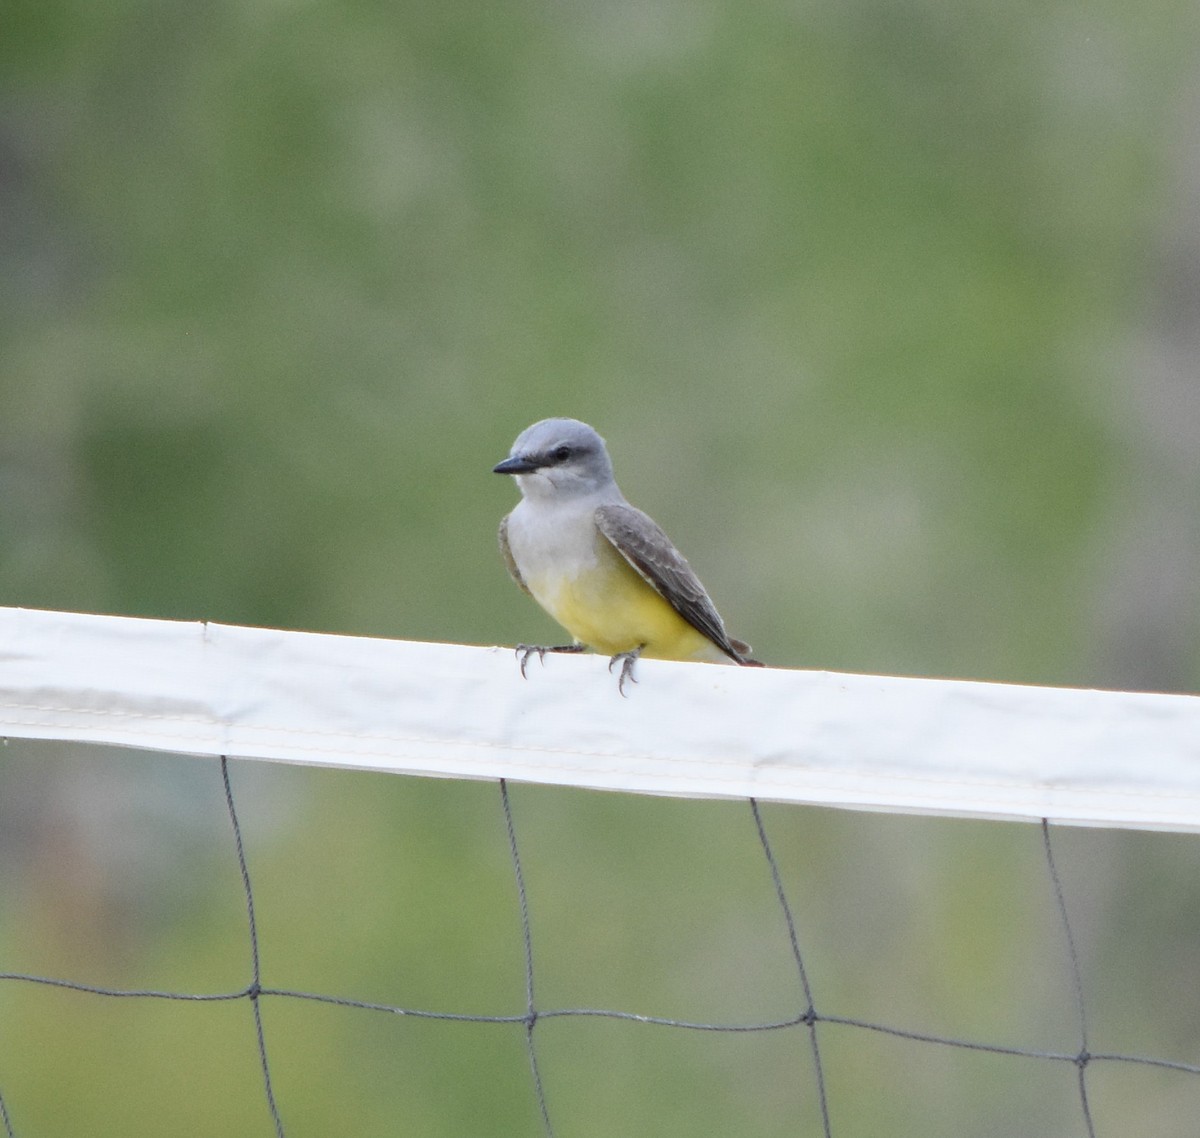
left=2, top=743, right=1199, bottom=1136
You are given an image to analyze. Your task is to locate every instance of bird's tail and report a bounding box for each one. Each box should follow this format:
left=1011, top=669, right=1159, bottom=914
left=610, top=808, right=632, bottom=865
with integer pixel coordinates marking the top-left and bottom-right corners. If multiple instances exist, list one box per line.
left=729, top=638, right=765, bottom=667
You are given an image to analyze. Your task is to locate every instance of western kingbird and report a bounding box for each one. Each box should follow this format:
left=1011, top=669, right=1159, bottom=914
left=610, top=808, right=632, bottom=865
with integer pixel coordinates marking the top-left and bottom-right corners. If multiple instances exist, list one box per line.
left=493, top=418, right=761, bottom=693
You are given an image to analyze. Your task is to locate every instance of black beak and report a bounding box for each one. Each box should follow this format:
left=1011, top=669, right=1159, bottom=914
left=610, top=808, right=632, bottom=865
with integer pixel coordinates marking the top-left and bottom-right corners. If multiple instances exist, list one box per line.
left=493, top=455, right=541, bottom=475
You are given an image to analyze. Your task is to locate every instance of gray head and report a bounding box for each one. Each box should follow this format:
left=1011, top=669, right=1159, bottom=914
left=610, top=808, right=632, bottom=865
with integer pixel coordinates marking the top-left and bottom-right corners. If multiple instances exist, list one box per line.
left=493, top=418, right=617, bottom=501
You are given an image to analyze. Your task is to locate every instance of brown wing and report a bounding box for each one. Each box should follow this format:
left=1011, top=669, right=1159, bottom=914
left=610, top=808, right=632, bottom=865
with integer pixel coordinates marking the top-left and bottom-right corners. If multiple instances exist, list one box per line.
left=595, top=503, right=756, bottom=664
left=498, top=514, right=532, bottom=596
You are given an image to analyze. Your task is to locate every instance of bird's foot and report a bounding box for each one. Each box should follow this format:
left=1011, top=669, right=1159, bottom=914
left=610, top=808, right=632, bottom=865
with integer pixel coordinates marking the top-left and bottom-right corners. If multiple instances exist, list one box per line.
left=607, top=646, right=644, bottom=698
left=514, top=643, right=585, bottom=678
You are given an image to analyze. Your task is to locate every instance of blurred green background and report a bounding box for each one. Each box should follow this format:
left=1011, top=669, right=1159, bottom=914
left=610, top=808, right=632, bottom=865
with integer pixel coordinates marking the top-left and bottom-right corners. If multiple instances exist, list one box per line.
left=3, top=0, right=1200, bottom=1134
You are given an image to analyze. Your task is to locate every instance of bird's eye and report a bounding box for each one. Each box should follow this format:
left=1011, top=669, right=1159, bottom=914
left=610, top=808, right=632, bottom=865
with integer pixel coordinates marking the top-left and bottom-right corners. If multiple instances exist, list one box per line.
left=552, top=445, right=572, bottom=462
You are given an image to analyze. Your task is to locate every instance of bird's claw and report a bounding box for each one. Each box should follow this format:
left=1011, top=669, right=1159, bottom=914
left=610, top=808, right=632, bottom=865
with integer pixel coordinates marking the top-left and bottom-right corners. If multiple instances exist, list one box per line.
left=514, top=643, right=585, bottom=679
left=511, top=643, right=640, bottom=694
left=608, top=648, right=643, bottom=698
left=515, top=644, right=548, bottom=678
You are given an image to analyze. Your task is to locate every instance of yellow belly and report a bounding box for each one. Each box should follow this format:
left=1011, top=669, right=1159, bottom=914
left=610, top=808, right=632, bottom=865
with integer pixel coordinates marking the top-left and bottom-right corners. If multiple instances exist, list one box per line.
left=528, top=547, right=721, bottom=662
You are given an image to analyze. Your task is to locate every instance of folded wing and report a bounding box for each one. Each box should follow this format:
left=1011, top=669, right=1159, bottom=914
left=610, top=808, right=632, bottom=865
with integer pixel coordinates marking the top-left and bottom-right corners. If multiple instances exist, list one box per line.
left=594, top=503, right=757, bottom=665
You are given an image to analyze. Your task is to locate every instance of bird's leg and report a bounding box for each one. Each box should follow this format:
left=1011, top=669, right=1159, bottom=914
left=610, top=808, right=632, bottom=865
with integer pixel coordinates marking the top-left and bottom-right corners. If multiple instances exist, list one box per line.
left=607, top=645, right=644, bottom=697
left=515, top=643, right=585, bottom=678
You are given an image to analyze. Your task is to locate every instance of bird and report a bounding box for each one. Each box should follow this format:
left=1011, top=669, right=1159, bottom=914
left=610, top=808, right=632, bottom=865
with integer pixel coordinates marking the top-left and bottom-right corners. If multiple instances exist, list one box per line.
left=493, top=418, right=761, bottom=694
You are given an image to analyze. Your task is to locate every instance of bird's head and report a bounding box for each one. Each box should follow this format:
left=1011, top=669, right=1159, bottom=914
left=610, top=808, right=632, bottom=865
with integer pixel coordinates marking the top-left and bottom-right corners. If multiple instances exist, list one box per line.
left=493, top=418, right=616, bottom=501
